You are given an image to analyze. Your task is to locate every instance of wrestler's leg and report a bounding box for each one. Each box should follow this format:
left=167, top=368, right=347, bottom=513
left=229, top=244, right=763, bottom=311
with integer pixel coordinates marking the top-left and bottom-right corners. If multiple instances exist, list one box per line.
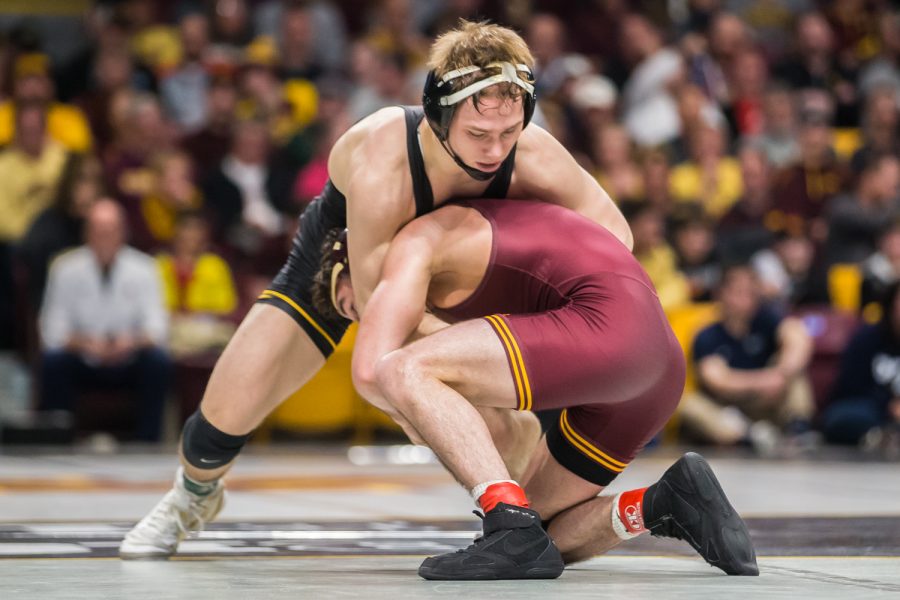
left=520, top=439, right=618, bottom=563
left=374, top=318, right=564, bottom=580
left=120, top=304, right=331, bottom=559
left=182, top=303, right=327, bottom=481
left=374, top=318, right=520, bottom=488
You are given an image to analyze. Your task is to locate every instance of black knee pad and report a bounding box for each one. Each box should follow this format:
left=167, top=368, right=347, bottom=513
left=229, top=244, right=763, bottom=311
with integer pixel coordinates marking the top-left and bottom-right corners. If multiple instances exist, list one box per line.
left=181, top=411, right=251, bottom=470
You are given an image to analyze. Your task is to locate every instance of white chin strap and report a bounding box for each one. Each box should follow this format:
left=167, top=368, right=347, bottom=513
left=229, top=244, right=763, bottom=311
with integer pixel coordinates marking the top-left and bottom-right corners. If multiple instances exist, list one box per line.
left=437, top=62, right=534, bottom=107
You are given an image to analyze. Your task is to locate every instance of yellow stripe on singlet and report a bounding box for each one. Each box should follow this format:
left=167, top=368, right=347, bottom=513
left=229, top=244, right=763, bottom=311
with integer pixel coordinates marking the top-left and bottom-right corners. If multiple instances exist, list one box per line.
left=485, top=315, right=533, bottom=411
left=259, top=289, right=337, bottom=350
left=484, top=315, right=526, bottom=411
left=559, top=409, right=627, bottom=472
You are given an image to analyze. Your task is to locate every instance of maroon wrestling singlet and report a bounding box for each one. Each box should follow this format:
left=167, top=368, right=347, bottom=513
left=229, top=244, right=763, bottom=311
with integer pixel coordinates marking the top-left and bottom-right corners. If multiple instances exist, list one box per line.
left=431, top=199, right=686, bottom=486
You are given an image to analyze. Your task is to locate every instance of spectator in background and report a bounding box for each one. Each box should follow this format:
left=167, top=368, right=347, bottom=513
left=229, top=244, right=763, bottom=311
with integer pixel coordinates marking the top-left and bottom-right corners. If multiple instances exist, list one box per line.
left=17, top=154, right=104, bottom=307
left=525, top=13, right=568, bottom=96
left=619, top=13, right=684, bottom=148
left=104, top=92, right=174, bottom=239
left=861, top=220, right=900, bottom=314
left=752, top=226, right=821, bottom=309
left=670, top=204, right=720, bottom=302
left=775, top=11, right=858, bottom=126
left=0, top=103, right=69, bottom=247
left=681, top=264, right=815, bottom=450
left=120, top=0, right=181, bottom=76
left=347, top=50, right=410, bottom=122
left=826, top=0, right=881, bottom=72
left=566, top=73, right=618, bottom=161
left=719, top=144, right=778, bottom=261
left=727, top=48, right=769, bottom=138
left=159, top=11, right=212, bottom=132
left=276, top=1, right=325, bottom=82
left=825, top=154, right=900, bottom=269
left=622, top=200, right=691, bottom=312
left=235, top=40, right=318, bottom=143
left=771, top=107, right=848, bottom=240
left=291, top=102, right=351, bottom=208
left=753, top=84, right=801, bottom=169
left=139, top=150, right=204, bottom=250
left=670, top=83, right=725, bottom=163
left=76, top=49, right=136, bottom=153
left=684, top=12, right=751, bottom=111
left=725, top=0, right=813, bottom=62
left=640, top=148, right=674, bottom=213
left=203, top=119, right=294, bottom=273
left=181, top=74, right=238, bottom=181
left=261, top=0, right=347, bottom=76
left=38, top=199, right=170, bottom=442
left=209, top=0, right=254, bottom=56
left=857, top=10, right=900, bottom=97
left=591, top=124, right=642, bottom=202
left=156, top=213, right=237, bottom=358
left=823, top=281, right=900, bottom=448
left=850, top=86, right=900, bottom=175
left=363, top=0, right=429, bottom=70
left=0, top=53, right=93, bottom=153
left=669, top=121, right=743, bottom=219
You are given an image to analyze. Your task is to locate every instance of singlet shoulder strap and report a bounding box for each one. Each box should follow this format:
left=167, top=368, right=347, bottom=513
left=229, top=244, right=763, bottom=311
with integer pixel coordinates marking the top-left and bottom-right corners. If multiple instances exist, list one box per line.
left=483, top=144, right=516, bottom=198
left=402, top=106, right=434, bottom=217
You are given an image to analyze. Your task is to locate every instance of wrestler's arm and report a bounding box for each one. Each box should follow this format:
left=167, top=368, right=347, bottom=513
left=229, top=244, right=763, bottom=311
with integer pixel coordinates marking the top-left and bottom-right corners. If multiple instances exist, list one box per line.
left=515, top=125, right=634, bottom=250
left=350, top=227, right=436, bottom=403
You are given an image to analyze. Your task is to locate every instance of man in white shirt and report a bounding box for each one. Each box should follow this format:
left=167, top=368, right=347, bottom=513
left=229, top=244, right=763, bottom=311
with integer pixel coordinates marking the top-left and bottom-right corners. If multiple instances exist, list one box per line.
left=39, top=199, right=171, bottom=441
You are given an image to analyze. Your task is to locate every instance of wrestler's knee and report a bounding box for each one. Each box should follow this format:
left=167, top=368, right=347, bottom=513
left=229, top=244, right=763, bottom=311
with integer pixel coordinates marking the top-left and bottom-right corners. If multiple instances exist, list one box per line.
left=181, top=410, right=251, bottom=470
left=374, top=349, right=428, bottom=404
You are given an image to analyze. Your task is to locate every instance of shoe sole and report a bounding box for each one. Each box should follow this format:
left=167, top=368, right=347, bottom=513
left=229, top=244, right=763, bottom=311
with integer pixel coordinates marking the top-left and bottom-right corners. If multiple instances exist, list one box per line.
left=418, top=562, right=564, bottom=580
left=119, top=549, right=175, bottom=561
left=676, top=452, right=759, bottom=576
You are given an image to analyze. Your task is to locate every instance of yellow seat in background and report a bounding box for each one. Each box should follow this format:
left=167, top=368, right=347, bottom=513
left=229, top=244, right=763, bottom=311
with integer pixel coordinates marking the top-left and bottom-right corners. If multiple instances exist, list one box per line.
left=265, top=324, right=401, bottom=441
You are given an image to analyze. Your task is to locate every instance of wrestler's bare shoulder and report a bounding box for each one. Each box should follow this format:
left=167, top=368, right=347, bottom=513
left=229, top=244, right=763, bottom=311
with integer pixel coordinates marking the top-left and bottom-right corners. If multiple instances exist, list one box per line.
left=329, top=107, right=409, bottom=193
left=507, top=123, right=573, bottom=196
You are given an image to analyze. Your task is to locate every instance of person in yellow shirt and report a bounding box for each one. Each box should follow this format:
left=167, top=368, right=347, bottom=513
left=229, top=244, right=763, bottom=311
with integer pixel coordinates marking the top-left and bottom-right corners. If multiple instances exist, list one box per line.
left=621, top=200, right=692, bottom=312
left=669, top=123, right=743, bottom=219
left=156, top=213, right=238, bottom=357
left=0, top=103, right=69, bottom=243
left=0, top=53, right=93, bottom=153
left=141, top=150, right=204, bottom=249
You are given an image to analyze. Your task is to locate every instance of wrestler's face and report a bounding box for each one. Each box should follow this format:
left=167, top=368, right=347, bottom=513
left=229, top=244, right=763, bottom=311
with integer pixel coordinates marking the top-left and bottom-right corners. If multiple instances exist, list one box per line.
left=448, top=91, right=524, bottom=173
left=334, top=274, right=359, bottom=322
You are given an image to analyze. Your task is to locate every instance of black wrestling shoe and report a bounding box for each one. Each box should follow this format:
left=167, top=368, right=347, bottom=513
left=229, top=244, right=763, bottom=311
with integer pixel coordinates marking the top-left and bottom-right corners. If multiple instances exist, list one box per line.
left=418, top=503, right=564, bottom=580
left=643, top=452, right=759, bottom=576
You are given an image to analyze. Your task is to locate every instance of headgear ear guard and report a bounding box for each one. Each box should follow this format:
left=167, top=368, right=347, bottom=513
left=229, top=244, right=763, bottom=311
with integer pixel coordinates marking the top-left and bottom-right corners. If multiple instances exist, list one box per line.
left=422, top=62, right=536, bottom=180
left=328, top=228, right=350, bottom=311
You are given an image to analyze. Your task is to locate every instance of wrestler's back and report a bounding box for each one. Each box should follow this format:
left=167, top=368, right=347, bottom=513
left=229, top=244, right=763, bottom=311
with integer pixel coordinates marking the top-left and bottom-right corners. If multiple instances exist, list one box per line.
left=431, top=199, right=653, bottom=321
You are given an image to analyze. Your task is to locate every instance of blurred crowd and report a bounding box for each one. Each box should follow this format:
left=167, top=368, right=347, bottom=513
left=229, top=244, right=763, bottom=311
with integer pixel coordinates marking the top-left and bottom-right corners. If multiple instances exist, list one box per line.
left=0, top=0, right=898, bottom=453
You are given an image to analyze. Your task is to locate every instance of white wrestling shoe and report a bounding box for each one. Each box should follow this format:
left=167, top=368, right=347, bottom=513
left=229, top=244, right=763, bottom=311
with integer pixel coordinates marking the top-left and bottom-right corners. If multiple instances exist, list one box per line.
left=119, top=467, right=224, bottom=559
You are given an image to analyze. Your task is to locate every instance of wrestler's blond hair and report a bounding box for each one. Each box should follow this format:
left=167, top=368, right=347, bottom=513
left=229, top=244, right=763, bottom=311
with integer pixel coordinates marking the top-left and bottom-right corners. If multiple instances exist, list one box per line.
left=427, top=20, right=534, bottom=100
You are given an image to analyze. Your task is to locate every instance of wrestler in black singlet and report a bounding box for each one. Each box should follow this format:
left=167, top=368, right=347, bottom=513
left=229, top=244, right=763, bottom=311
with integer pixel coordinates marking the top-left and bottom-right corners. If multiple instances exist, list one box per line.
left=256, top=106, right=517, bottom=357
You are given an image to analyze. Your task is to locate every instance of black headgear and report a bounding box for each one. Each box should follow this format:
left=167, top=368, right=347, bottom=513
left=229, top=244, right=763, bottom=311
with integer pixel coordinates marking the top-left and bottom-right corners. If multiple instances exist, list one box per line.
left=422, top=62, right=536, bottom=180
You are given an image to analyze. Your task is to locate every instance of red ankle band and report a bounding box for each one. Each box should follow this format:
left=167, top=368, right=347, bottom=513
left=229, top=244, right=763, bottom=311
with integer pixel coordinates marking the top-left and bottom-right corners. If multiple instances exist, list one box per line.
left=616, top=487, right=648, bottom=535
left=478, top=482, right=529, bottom=512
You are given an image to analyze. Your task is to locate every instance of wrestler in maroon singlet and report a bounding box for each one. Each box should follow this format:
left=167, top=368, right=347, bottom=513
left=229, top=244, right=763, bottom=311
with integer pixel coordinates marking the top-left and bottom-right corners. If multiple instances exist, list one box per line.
left=430, top=199, right=686, bottom=486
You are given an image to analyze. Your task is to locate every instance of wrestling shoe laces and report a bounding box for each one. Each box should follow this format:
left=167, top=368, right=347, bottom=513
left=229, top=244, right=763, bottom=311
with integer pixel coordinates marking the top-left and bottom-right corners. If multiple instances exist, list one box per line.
left=643, top=452, right=759, bottom=576
left=418, top=502, right=564, bottom=580
left=119, top=467, right=224, bottom=559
